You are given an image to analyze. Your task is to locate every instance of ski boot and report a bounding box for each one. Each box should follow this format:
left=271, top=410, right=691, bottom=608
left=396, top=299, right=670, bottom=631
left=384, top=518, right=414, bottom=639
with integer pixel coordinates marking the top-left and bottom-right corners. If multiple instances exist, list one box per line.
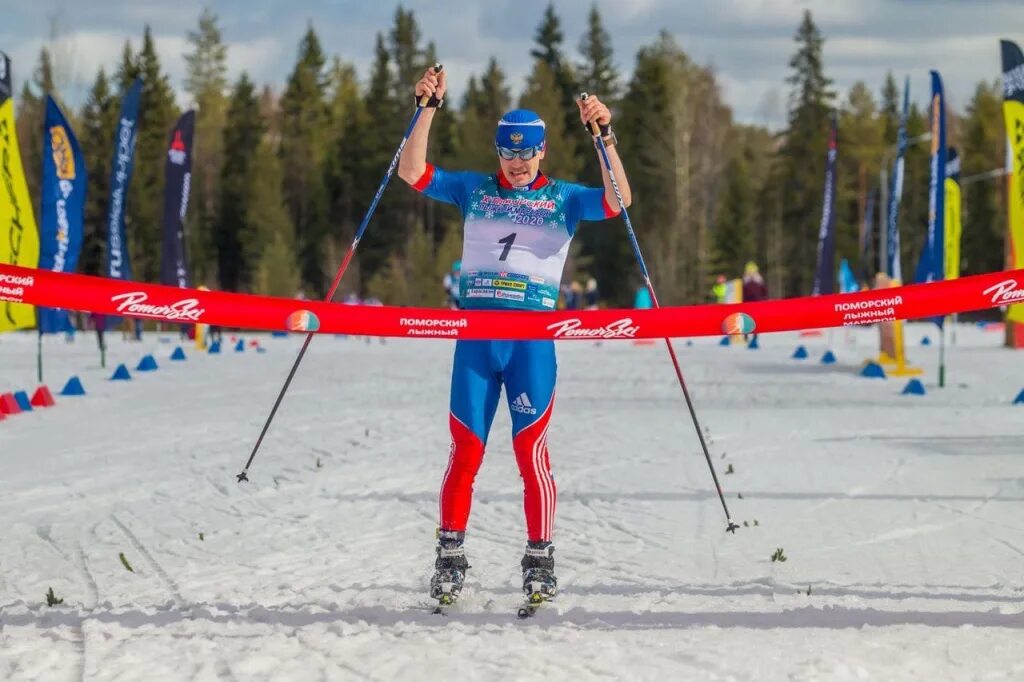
left=521, top=540, right=557, bottom=603
left=430, top=530, right=469, bottom=607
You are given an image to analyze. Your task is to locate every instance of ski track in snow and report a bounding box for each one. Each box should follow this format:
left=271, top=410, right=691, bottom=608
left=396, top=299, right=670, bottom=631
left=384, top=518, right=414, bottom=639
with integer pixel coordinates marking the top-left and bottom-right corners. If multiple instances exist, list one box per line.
left=1, top=325, right=1023, bottom=681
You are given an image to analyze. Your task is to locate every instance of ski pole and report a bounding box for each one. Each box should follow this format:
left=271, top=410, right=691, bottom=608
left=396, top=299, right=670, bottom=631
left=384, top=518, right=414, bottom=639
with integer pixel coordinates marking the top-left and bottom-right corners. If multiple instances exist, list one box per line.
left=581, top=93, right=739, bottom=533
left=236, top=65, right=443, bottom=483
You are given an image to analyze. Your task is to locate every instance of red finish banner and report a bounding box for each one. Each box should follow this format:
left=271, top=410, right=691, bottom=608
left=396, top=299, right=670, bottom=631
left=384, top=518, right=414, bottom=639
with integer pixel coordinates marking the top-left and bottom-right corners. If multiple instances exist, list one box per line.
left=1, top=264, right=1022, bottom=340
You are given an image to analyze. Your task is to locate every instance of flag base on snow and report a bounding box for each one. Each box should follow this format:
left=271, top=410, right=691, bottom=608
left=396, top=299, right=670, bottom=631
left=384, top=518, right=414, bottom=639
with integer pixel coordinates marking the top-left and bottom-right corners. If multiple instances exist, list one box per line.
left=234, top=340, right=245, bottom=352
left=136, top=355, right=158, bottom=371
left=793, top=345, right=809, bottom=359
left=1, top=393, right=22, bottom=415
left=902, top=378, right=926, bottom=395
left=170, top=347, right=186, bottom=361
left=209, top=341, right=222, bottom=354
left=821, top=350, right=837, bottom=364
left=719, top=336, right=730, bottom=346
left=111, top=364, right=132, bottom=381
left=861, top=362, right=886, bottom=379
left=747, top=336, right=759, bottom=349
left=60, top=376, right=86, bottom=396
left=30, top=386, right=56, bottom=407
left=14, top=391, right=33, bottom=411
left=1014, top=389, right=1024, bottom=405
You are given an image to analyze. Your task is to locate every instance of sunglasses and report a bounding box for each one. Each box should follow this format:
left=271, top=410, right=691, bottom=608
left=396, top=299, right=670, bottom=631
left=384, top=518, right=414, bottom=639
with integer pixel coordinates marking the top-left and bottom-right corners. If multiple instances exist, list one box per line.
left=496, top=145, right=543, bottom=161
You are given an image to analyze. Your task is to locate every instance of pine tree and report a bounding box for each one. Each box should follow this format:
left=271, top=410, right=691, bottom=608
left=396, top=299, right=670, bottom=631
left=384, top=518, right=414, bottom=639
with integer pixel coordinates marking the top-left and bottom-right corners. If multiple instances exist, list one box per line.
left=880, top=71, right=900, bottom=146
left=79, top=68, right=118, bottom=276
left=115, top=41, right=140, bottom=93
left=519, top=59, right=580, bottom=179
left=837, top=81, right=884, bottom=276
left=960, top=80, right=1004, bottom=276
left=280, top=25, right=330, bottom=294
left=353, top=33, right=404, bottom=285
left=217, top=73, right=265, bottom=291
left=712, top=137, right=756, bottom=284
left=577, top=4, right=619, bottom=102
left=531, top=3, right=585, bottom=185
left=322, top=57, right=369, bottom=297
left=184, top=8, right=229, bottom=286
left=129, top=26, right=181, bottom=282
left=250, top=138, right=300, bottom=297
left=778, top=10, right=834, bottom=296
left=617, top=32, right=732, bottom=304
left=457, top=59, right=510, bottom=172
left=14, top=48, right=57, bottom=221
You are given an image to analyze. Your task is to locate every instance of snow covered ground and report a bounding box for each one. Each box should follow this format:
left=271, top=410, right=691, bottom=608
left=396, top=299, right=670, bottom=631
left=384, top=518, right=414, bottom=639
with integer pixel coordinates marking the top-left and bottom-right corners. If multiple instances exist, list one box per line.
left=1, top=323, right=1022, bottom=681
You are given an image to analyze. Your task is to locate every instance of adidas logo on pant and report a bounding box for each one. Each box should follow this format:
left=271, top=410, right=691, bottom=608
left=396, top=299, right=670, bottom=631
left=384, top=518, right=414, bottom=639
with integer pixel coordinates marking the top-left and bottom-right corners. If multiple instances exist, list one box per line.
left=511, top=392, right=538, bottom=415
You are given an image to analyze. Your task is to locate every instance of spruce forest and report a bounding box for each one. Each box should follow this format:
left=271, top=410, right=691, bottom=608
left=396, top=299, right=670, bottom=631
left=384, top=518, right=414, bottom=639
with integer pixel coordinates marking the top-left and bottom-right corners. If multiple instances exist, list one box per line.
left=14, top=5, right=1011, bottom=307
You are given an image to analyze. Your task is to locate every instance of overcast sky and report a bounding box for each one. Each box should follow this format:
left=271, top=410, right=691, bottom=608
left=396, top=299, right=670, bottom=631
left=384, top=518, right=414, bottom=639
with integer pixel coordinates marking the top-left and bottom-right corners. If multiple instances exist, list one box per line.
left=1, top=0, right=1020, bottom=129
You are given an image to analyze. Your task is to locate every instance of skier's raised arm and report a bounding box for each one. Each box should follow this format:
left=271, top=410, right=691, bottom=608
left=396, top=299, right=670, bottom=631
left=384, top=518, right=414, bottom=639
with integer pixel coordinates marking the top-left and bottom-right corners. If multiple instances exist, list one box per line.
left=398, top=66, right=446, bottom=185
left=576, top=94, right=632, bottom=210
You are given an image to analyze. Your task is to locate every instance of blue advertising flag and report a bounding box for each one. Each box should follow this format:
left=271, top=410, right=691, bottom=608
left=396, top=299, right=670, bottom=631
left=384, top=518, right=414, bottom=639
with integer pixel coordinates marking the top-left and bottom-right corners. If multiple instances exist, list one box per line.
left=812, top=111, right=838, bottom=295
left=160, top=110, right=194, bottom=288
left=860, top=187, right=877, bottom=286
left=914, top=70, right=947, bottom=287
left=105, top=77, right=141, bottom=282
left=38, top=95, right=87, bottom=333
left=886, top=77, right=909, bottom=283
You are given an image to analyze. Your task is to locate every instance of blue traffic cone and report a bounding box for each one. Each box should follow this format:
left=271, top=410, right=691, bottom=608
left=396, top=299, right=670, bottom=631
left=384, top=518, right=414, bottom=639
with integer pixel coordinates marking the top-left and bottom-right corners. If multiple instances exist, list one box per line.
left=747, top=336, right=760, bottom=350
left=234, top=339, right=245, bottom=352
left=13, top=391, right=33, bottom=411
left=170, top=346, right=187, bottom=361
left=902, top=378, right=926, bottom=395
left=821, top=350, right=837, bottom=365
left=1013, top=389, right=1024, bottom=405
left=209, top=341, right=222, bottom=354
left=136, top=355, right=158, bottom=371
left=792, top=345, right=809, bottom=359
left=860, top=361, right=886, bottom=379
left=60, top=376, right=86, bottom=396
left=111, top=364, right=132, bottom=381
left=921, top=336, right=932, bottom=346
left=719, top=335, right=730, bottom=346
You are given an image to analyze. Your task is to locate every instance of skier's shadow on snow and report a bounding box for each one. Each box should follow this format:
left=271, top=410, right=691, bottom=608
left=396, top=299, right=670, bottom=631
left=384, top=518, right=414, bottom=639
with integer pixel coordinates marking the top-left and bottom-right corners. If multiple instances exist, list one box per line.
left=334, top=490, right=1024, bottom=504
left=3, top=599, right=1022, bottom=631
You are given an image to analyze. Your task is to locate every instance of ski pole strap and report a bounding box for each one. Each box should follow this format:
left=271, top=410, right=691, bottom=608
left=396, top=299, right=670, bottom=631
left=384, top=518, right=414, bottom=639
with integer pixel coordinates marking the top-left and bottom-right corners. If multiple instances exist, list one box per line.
left=417, top=63, right=444, bottom=108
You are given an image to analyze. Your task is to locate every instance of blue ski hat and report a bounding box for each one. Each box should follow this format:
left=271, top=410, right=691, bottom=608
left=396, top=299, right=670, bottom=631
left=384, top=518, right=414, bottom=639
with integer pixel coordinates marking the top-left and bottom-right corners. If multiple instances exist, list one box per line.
left=495, top=109, right=546, bottom=150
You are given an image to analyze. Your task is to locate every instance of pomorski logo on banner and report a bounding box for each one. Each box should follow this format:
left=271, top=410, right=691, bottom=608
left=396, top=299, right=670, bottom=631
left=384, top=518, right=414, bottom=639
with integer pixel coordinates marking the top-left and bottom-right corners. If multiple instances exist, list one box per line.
left=982, top=279, right=1024, bottom=306
left=111, top=291, right=205, bottom=321
left=546, top=318, right=640, bottom=339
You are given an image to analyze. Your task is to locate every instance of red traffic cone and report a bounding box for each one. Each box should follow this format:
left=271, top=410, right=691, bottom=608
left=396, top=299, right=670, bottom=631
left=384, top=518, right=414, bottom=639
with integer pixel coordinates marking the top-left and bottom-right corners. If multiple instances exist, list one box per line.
left=0, top=392, right=21, bottom=415
left=30, top=386, right=56, bottom=408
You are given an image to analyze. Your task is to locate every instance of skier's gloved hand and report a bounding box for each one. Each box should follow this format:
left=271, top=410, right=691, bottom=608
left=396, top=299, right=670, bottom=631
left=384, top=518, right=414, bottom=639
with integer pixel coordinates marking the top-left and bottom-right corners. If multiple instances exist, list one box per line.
left=575, top=93, right=613, bottom=140
left=414, top=65, right=446, bottom=108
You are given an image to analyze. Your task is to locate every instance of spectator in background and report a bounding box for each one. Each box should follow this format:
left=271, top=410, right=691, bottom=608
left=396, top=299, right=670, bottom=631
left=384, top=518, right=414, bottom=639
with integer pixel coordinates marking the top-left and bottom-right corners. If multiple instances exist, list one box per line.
left=583, top=278, right=600, bottom=310
left=711, top=274, right=727, bottom=303
left=443, top=260, right=461, bottom=309
left=742, top=262, right=767, bottom=302
left=741, top=262, right=767, bottom=343
left=90, top=312, right=106, bottom=355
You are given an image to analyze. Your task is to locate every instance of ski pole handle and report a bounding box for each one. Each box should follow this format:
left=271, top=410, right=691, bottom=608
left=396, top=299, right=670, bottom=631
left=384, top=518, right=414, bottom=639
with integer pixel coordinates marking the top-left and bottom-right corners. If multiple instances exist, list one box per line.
left=418, top=63, right=444, bottom=108
left=579, top=92, right=603, bottom=137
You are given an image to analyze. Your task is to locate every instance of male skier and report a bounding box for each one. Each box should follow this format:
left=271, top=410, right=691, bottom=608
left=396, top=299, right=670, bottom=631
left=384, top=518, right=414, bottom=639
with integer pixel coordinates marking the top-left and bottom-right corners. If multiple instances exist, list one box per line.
left=397, top=66, right=632, bottom=606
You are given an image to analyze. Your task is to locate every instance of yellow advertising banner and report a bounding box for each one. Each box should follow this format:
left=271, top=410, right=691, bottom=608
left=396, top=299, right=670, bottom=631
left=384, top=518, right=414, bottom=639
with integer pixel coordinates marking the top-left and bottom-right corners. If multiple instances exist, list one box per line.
left=944, top=177, right=962, bottom=280
left=0, top=52, right=40, bottom=331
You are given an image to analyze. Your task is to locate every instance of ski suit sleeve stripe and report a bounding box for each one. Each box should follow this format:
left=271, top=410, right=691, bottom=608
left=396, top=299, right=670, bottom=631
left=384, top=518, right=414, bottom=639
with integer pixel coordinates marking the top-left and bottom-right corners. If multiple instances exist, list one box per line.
left=562, top=182, right=618, bottom=235
left=411, top=163, right=436, bottom=192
